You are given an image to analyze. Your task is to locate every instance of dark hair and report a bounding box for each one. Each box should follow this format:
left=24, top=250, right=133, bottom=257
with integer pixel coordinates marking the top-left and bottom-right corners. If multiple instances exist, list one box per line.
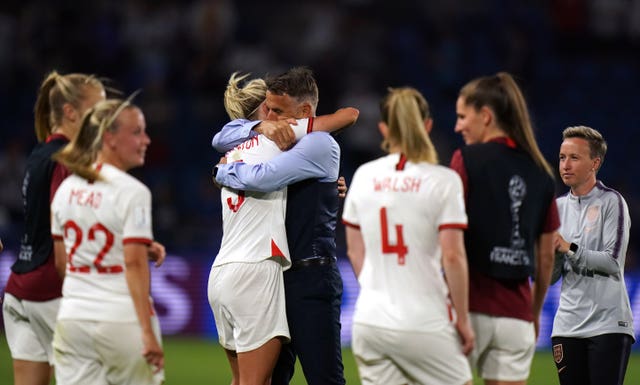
left=459, top=72, right=553, bottom=177
left=266, top=66, right=319, bottom=111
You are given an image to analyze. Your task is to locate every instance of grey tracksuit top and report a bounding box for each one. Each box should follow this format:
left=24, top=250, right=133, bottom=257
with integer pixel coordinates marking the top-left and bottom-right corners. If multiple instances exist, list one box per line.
left=551, top=181, right=634, bottom=340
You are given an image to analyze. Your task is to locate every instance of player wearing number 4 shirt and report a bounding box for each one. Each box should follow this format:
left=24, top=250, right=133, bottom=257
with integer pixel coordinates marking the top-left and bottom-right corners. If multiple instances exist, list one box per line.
left=50, top=99, right=164, bottom=385
left=343, top=88, right=473, bottom=385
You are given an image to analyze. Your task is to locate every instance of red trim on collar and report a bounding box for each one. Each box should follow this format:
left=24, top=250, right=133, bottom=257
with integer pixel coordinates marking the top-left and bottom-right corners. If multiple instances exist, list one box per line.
left=396, top=153, right=407, bottom=171
left=307, top=117, right=314, bottom=133
left=89, top=163, right=104, bottom=185
left=46, top=133, right=69, bottom=143
left=490, top=136, right=517, bottom=149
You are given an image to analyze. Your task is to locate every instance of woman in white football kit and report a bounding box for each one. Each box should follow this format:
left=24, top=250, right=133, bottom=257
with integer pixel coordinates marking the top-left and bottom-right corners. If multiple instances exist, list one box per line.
left=342, top=87, right=474, bottom=385
left=3, top=71, right=105, bottom=385
left=209, top=72, right=358, bottom=384
left=50, top=98, right=165, bottom=385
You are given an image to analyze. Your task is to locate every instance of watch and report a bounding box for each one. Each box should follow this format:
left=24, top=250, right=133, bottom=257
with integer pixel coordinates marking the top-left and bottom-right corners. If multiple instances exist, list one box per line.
left=567, top=242, right=578, bottom=257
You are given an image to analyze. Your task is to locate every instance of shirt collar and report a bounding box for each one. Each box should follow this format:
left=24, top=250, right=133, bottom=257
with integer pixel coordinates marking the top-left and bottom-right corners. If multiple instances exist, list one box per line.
left=488, top=136, right=517, bottom=149
left=46, top=133, right=69, bottom=143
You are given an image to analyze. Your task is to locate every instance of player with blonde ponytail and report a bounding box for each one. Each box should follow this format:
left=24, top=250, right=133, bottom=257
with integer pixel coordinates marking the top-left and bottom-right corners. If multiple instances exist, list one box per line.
left=50, top=97, right=165, bottom=385
left=209, top=71, right=358, bottom=385
left=3, top=70, right=104, bottom=385
left=343, top=87, right=473, bottom=385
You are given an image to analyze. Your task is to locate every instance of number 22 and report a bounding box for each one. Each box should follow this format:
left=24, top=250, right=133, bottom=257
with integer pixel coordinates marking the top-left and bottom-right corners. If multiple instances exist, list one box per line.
left=63, top=220, right=123, bottom=273
left=379, top=207, right=408, bottom=265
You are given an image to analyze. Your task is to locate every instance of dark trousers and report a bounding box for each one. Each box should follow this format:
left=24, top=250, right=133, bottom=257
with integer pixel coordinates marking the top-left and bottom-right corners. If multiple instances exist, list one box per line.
left=271, top=262, right=345, bottom=385
left=552, top=334, right=633, bottom=385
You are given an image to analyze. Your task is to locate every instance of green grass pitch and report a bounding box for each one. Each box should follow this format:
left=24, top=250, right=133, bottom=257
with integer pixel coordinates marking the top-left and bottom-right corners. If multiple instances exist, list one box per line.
left=1, top=333, right=639, bottom=384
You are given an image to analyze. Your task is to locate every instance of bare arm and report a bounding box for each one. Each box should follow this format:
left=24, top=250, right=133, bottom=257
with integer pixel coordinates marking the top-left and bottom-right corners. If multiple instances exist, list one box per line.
left=440, top=228, right=474, bottom=355
left=345, top=226, right=365, bottom=279
left=124, top=243, right=164, bottom=372
left=311, top=107, right=359, bottom=133
left=53, top=239, right=66, bottom=279
left=254, top=107, right=359, bottom=150
left=531, top=232, right=554, bottom=339
left=438, top=229, right=475, bottom=355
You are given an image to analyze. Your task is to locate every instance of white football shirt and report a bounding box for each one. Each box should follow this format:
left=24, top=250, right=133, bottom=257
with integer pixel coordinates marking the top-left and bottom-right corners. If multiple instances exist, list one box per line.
left=342, top=153, right=467, bottom=332
left=51, top=163, right=153, bottom=323
left=213, top=118, right=313, bottom=269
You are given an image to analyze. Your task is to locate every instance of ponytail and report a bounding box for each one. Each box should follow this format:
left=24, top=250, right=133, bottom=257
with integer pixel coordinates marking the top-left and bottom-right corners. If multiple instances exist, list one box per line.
left=380, top=87, right=438, bottom=164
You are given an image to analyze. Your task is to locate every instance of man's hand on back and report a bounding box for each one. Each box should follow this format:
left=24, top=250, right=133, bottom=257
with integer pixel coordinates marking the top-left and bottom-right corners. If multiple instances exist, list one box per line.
left=255, top=120, right=296, bottom=150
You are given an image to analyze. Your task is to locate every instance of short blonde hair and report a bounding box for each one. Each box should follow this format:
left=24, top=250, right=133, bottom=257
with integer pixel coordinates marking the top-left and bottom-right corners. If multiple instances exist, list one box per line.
left=562, top=125, right=607, bottom=166
left=224, top=72, right=267, bottom=120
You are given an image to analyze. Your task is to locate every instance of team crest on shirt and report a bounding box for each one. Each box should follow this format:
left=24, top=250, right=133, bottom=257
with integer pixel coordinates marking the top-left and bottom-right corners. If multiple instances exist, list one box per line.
left=133, top=206, right=150, bottom=228
left=585, top=204, right=601, bottom=233
left=553, top=344, right=563, bottom=363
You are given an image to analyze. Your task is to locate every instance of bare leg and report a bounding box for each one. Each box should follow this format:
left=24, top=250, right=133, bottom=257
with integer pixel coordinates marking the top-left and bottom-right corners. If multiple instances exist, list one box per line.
left=13, top=360, right=51, bottom=385
left=224, top=349, right=240, bottom=385
left=237, top=337, right=283, bottom=385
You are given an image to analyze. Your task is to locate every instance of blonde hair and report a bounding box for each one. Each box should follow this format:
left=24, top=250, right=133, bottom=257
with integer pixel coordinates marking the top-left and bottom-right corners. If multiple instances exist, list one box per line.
left=562, top=125, right=607, bottom=168
left=34, top=71, right=105, bottom=142
left=379, top=87, right=438, bottom=164
left=459, top=72, right=553, bottom=178
left=224, top=72, right=267, bottom=120
left=54, top=98, right=137, bottom=182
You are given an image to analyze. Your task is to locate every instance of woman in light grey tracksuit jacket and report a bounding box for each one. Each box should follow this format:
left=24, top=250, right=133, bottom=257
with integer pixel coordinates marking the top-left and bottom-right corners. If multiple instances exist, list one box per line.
left=551, top=125, right=634, bottom=385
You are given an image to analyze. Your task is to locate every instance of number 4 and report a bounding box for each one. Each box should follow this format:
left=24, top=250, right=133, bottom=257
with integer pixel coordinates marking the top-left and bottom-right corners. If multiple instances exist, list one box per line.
left=380, top=207, right=408, bottom=265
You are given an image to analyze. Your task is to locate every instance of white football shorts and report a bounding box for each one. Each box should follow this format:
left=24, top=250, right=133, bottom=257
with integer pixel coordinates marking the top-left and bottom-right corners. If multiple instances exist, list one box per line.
left=208, top=258, right=290, bottom=353
left=53, top=317, right=164, bottom=385
left=352, top=322, right=472, bottom=385
left=2, top=292, right=60, bottom=363
left=469, top=312, right=535, bottom=381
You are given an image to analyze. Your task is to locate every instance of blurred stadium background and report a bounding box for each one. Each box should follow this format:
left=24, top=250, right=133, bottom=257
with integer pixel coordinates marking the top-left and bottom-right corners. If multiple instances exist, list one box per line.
left=1, top=0, right=640, bottom=383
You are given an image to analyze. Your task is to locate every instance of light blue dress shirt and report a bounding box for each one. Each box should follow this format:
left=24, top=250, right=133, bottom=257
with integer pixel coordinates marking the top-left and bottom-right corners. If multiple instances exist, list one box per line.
left=212, top=119, right=340, bottom=193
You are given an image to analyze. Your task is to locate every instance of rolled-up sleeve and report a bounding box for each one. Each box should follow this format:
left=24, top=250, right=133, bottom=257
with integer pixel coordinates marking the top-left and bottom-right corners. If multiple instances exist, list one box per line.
left=215, top=132, right=340, bottom=192
left=211, top=119, right=260, bottom=152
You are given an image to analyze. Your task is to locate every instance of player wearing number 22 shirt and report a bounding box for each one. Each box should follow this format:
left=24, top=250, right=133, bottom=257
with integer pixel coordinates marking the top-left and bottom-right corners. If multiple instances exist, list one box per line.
left=50, top=162, right=163, bottom=383
left=51, top=163, right=153, bottom=322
